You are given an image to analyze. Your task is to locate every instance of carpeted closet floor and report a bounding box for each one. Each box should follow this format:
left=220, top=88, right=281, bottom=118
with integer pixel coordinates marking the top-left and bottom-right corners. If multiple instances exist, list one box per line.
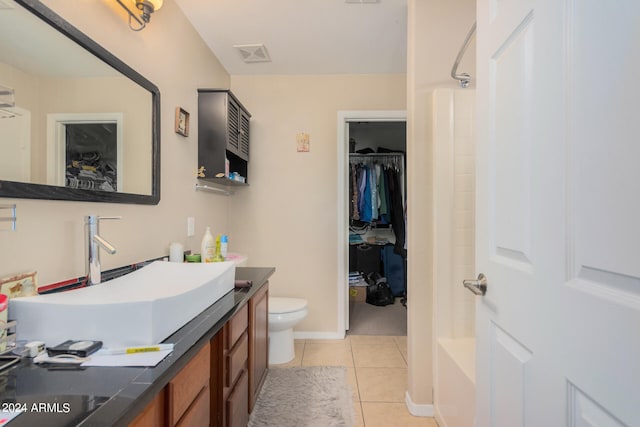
left=347, top=298, right=407, bottom=336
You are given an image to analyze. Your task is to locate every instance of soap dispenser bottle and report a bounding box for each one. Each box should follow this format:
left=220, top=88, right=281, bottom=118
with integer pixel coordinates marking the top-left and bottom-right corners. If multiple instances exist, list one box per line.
left=201, top=227, right=215, bottom=263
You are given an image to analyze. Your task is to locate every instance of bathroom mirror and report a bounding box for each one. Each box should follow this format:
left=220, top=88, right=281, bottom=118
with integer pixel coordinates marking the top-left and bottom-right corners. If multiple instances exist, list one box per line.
left=0, top=0, right=160, bottom=204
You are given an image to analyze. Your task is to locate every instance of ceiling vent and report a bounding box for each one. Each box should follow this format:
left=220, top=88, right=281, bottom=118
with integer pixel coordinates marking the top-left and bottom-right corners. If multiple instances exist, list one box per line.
left=233, top=44, right=271, bottom=63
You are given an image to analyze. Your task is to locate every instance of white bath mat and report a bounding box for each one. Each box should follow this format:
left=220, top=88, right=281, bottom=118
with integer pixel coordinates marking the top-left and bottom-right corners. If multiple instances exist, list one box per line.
left=248, top=366, right=354, bottom=427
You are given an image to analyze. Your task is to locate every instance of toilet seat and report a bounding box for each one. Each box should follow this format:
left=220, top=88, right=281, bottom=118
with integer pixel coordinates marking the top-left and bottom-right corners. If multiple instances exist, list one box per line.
left=269, top=297, right=307, bottom=314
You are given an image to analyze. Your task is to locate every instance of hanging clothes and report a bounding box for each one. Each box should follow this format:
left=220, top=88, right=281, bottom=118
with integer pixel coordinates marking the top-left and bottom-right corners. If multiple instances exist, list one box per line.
left=369, top=165, right=378, bottom=222
left=387, top=167, right=406, bottom=257
left=350, top=165, right=360, bottom=220
left=348, top=153, right=405, bottom=256
left=378, top=165, right=389, bottom=224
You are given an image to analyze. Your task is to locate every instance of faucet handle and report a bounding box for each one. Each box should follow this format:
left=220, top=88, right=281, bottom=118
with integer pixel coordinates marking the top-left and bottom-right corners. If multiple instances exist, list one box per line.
left=86, top=215, right=122, bottom=224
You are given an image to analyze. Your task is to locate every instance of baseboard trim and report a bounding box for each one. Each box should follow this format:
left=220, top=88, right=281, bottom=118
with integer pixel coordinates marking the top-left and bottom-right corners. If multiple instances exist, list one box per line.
left=405, top=391, right=435, bottom=417
left=293, top=331, right=346, bottom=340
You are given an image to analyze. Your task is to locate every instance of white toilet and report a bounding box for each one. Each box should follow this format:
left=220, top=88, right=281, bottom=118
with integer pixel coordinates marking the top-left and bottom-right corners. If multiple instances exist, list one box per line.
left=268, top=297, right=308, bottom=364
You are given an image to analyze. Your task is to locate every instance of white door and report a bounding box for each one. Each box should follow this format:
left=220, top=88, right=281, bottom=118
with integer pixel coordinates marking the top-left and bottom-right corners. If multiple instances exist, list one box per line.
left=475, top=0, right=640, bottom=426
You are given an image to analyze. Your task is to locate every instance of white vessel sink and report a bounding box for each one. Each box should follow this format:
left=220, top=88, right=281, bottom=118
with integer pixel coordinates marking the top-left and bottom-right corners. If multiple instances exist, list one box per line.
left=9, top=261, right=236, bottom=348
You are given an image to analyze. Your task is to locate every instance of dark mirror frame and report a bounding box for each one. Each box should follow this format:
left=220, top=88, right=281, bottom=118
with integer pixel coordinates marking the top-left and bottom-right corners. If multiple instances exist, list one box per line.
left=0, top=0, right=161, bottom=205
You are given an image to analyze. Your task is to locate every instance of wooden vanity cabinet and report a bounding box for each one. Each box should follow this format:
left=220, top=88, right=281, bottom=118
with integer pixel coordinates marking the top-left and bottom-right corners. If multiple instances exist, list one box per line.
left=167, top=342, right=211, bottom=426
left=211, top=304, right=249, bottom=427
left=128, top=391, right=165, bottom=427
left=129, top=342, right=210, bottom=427
left=248, top=282, right=268, bottom=411
left=129, top=281, right=270, bottom=427
left=211, top=282, right=270, bottom=427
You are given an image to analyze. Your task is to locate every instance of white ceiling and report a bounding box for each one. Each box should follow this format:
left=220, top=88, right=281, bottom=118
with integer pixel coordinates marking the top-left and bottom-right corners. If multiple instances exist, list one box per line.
left=174, top=0, right=408, bottom=75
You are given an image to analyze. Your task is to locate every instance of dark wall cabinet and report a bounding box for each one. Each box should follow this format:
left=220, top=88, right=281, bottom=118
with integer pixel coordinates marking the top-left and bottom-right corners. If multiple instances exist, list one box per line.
left=198, top=89, right=251, bottom=185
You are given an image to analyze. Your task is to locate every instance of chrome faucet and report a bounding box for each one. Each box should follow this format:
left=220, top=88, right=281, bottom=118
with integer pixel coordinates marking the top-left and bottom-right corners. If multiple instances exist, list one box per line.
left=86, top=215, right=120, bottom=286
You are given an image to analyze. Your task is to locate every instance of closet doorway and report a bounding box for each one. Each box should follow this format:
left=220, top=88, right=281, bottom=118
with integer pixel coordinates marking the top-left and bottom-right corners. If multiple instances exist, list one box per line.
left=337, top=110, right=407, bottom=336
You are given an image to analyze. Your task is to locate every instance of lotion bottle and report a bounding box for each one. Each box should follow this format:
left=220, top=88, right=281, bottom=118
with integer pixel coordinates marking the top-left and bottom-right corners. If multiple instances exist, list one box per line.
left=201, top=227, right=215, bottom=263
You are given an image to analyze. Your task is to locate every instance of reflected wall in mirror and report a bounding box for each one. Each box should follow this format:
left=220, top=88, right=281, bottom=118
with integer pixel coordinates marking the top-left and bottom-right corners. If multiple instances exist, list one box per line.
left=0, top=0, right=160, bottom=204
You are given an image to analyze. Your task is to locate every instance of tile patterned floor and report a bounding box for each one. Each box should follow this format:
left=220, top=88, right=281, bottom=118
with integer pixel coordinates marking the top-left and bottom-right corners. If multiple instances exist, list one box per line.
left=270, top=335, right=438, bottom=427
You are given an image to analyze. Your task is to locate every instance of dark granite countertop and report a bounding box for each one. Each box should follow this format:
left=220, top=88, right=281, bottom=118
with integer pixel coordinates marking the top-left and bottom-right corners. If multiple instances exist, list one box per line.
left=0, top=266, right=275, bottom=426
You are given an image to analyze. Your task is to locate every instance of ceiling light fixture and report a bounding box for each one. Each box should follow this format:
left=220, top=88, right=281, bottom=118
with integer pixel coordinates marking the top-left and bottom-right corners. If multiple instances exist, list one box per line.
left=115, top=0, right=163, bottom=31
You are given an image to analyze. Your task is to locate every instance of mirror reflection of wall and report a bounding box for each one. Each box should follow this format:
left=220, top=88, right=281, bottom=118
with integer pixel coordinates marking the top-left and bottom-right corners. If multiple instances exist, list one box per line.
left=0, top=105, right=30, bottom=183
left=0, top=1, right=155, bottom=198
left=0, top=65, right=152, bottom=195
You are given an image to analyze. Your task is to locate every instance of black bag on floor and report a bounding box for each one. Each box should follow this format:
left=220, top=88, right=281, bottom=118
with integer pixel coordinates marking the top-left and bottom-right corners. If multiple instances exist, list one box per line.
left=365, top=272, right=394, bottom=306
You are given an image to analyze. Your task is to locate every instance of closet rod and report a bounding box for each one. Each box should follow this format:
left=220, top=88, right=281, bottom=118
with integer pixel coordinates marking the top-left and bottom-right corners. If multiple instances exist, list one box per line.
left=349, top=153, right=404, bottom=169
left=349, top=153, right=404, bottom=157
left=348, top=153, right=404, bottom=160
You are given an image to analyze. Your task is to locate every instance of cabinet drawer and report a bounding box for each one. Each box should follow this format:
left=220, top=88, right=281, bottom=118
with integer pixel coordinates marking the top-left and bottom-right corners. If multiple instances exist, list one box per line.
left=176, top=386, right=210, bottom=427
left=128, top=391, right=165, bottom=427
left=226, top=332, right=248, bottom=388
left=168, top=343, right=210, bottom=425
left=226, top=304, right=248, bottom=349
left=226, top=369, right=249, bottom=427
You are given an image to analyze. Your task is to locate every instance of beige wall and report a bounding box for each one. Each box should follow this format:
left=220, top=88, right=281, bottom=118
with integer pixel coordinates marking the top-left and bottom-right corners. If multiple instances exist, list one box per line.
left=0, top=0, right=231, bottom=285
left=229, top=74, right=406, bottom=334
left=406, top=0, right=475, bottom=409
left=0, top=0, right=477, bottom=413
left=39, top=76, right=151, bottom=193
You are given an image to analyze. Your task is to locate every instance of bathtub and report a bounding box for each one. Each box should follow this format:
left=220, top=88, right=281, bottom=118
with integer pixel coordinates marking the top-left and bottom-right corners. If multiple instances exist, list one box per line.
left=435, top=337, right=476, bottom=427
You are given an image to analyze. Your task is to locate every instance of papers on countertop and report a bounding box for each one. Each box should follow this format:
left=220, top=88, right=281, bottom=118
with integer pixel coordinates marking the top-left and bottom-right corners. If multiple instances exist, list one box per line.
left=32, top=344, right=174, bottom=367
left=81, top=348, right=173, bottom=367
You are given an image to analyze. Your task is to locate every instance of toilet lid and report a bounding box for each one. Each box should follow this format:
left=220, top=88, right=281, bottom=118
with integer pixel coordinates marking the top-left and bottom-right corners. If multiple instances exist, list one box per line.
left=269, top=297, right=307, bottom=314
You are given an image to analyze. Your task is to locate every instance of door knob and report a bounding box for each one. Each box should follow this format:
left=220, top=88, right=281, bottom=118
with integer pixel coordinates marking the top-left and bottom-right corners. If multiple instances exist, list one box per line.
left=463, top=273, right=487, bottom=296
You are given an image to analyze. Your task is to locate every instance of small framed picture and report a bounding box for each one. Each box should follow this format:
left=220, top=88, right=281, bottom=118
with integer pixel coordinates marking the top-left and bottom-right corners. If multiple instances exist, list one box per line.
left=0, top=271, right=38, bottom=298
left=175, top=107, right=190, bottom=137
